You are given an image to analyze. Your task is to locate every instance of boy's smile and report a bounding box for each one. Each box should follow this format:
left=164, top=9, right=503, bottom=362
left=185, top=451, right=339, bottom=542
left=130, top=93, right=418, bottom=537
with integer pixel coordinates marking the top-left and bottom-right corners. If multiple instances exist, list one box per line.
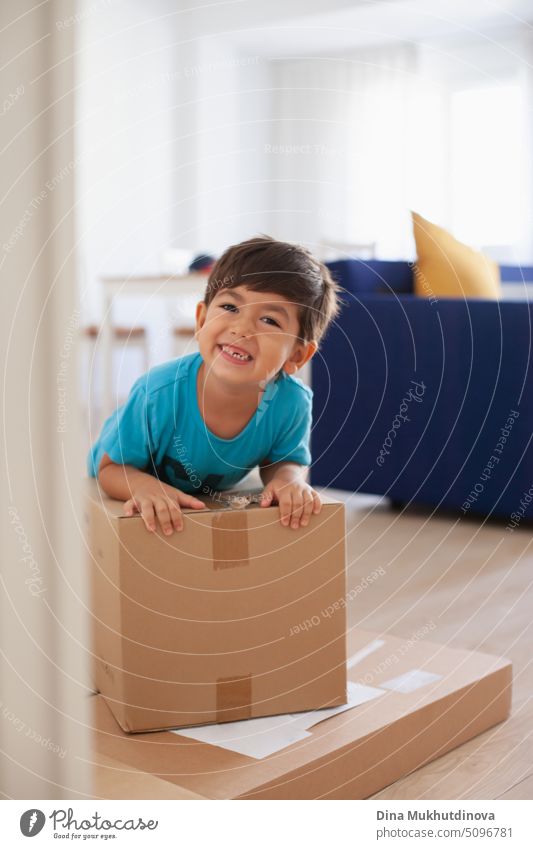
left=218, top=342, right=254, bottom=365
left=195, top=285, right=316, bottom=387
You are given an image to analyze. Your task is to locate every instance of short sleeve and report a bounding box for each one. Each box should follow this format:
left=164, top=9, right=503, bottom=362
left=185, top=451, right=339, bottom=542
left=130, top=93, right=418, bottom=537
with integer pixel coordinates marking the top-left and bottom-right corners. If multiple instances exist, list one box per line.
left=266, top=390, right=312, bottom=466
left=87, top=378, right=155, bottom=477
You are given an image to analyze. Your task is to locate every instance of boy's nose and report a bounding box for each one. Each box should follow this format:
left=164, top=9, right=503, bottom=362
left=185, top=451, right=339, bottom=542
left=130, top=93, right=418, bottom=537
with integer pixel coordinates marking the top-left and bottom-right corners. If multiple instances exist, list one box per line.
left=230, top=318, right=254, bottom=339
left=231, top=328, right=253, bottom=340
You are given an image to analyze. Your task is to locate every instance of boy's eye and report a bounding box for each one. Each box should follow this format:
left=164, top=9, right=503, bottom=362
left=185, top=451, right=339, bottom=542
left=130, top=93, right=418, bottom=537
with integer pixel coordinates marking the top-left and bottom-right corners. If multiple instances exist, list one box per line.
left=219, top=303, right=281, bottom=328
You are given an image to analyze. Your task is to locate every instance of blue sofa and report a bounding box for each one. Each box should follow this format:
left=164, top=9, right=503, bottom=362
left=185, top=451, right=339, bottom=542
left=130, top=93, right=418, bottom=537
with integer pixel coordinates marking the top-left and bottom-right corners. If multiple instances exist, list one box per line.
left=311, top=260, right=533, bottom=522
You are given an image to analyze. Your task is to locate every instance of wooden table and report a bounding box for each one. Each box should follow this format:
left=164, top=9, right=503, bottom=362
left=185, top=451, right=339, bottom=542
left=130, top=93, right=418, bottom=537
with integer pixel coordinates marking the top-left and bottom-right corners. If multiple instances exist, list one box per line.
left=100, top=273, right=207, bottom=417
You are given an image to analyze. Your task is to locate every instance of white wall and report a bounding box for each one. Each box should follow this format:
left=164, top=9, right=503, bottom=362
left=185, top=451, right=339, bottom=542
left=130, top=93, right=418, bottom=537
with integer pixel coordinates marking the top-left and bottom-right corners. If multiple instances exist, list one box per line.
left=77, top=1, right=533, bottom=342
left=267, top=27, right=533, bottom=262
left=77, top=0, right=180, bottom=324
left=77, top=1, right=273, bottom=336
left=173, top=35, right=273, bottom=254
left=268, top=46, right=449, bottom=259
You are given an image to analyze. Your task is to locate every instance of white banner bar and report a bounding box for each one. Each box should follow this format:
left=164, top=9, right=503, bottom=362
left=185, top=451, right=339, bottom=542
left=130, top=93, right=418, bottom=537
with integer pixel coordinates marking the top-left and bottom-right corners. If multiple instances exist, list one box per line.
left=0, top=799, right=530, bottom=848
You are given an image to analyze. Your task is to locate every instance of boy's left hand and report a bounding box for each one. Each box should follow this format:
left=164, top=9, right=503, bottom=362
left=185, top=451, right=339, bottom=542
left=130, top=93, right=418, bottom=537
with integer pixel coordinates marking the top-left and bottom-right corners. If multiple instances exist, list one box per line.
left=260, top=478, right=322, bottom=528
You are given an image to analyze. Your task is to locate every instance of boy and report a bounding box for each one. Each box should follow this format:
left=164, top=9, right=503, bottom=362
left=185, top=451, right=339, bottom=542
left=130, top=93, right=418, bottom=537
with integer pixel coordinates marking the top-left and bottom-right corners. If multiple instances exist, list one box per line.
left=88, top=236, right=341, bottom=533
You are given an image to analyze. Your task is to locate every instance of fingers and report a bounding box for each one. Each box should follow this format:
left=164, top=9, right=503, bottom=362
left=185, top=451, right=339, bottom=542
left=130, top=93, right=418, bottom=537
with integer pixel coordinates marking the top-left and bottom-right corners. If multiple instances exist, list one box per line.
left=177, top=492, right=206, bottom=509
left=125, top=488, right=205, bottom=535
left=137, top=498, right=156, bottom=532
left=312, top=489, right=322, bottom=515
left=277, top=486, right=322, bottom=528
left=155, top=497, right=185, bottom=535
left=290, top=491, right=304, bottom=529
left=300, top=490, right=315, bottom=527
left=134, top=497, right=183, bottom=534
left=123, top=498, right=138, bottom=516
left=165, top=498, right=184, bottom=533
left=260, top=488, right=273, bottom=507
left=278, top=491, right=293, bottom=527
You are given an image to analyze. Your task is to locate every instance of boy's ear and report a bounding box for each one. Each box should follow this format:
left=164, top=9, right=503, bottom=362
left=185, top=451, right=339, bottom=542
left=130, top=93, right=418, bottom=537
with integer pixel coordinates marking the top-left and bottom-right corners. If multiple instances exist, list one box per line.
left=195, top=301, right=207, bottom=335
left=282, top=340, right=318, bottom=375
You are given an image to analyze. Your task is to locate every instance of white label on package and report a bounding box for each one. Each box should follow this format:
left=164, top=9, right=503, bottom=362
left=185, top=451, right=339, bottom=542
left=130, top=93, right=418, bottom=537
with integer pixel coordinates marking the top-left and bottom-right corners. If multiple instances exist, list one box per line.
left=170, top=682, right=385, bottom=759
left=381, top=668, right=442, bottom=694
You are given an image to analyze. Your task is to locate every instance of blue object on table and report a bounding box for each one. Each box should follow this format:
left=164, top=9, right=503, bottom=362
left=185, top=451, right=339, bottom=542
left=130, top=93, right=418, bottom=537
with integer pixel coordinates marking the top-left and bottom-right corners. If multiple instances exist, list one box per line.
left=189, top=254, right=215, bottom=272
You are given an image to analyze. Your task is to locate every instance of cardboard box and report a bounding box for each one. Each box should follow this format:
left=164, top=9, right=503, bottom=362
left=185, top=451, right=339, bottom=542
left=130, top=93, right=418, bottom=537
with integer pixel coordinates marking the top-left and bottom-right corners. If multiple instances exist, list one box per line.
left=85, top=480, right=347, bottom=733
left=90, top=628, right=512, bottom=800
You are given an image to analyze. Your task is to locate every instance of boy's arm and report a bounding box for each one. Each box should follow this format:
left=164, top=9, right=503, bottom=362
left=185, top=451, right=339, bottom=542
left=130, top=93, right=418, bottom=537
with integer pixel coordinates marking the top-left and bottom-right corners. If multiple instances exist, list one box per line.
left=97, top=453, right=162, bottom=501
left=259, top=459, right=308, bottom=487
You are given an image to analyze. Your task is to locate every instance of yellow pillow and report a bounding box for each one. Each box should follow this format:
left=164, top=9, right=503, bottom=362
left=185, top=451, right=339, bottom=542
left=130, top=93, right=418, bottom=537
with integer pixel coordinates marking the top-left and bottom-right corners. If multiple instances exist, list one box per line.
left=412, top=211, right=500, bottom=300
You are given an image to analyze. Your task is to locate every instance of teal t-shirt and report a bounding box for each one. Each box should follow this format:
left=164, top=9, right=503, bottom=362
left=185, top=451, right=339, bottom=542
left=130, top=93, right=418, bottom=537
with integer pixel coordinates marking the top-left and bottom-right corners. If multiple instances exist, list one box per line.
left=87, top=352, right=313, bottom=494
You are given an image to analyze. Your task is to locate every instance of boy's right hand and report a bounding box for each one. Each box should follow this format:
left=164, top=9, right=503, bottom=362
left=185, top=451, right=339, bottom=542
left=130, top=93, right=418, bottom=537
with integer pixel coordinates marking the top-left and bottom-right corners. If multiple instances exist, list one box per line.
left=123, top=482, right=206, bottom=535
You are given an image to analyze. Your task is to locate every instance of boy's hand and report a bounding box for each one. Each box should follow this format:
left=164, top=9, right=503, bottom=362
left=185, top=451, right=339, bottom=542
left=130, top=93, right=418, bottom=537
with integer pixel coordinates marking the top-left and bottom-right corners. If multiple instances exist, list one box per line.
left=260, top=478, right=322, bottom=528
left=123, top=481, right=205, bottom=535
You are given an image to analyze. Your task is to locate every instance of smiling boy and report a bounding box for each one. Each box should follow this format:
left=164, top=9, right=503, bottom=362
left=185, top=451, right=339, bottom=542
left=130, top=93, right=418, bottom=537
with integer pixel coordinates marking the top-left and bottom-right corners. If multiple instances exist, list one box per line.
left=88, top=236, right=341, bottom=533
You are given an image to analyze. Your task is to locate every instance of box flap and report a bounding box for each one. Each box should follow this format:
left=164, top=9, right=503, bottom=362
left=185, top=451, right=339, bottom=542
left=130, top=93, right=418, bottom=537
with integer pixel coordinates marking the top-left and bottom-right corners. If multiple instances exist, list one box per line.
left=85, top=477, right=342, bottom=519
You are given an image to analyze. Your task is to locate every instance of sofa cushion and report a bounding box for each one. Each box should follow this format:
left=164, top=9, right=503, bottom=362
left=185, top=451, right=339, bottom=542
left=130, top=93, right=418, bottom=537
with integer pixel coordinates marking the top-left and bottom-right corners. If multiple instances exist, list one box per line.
left=412, top=211, right=500, bottom=299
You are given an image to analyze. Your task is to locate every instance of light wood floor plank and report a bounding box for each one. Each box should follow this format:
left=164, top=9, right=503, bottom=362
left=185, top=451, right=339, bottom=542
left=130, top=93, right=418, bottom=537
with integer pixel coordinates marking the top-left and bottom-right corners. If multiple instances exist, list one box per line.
left=325, top=491, right=533, bottom=800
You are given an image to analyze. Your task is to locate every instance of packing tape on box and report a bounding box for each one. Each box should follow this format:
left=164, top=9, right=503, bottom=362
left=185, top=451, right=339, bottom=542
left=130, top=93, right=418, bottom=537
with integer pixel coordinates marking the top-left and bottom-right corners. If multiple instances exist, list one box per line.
left=216, top=674, right=253, bottom=722
left=211, top=510, right=249, bottom=570
left=211, top=511, right=252, bottom=719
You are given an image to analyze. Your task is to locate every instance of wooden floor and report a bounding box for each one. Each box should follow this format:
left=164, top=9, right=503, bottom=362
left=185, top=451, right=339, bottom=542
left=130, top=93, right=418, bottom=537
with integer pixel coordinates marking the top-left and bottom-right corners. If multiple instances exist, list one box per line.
left=333, top=490, right=533, bottom=800
left=92, top=489, right=533, bottom=800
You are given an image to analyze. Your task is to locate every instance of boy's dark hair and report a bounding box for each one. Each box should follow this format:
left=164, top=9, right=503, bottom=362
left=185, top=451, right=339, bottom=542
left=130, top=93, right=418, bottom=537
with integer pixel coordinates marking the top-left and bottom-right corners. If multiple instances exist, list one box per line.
left=204, top=235, right=342, bottom=343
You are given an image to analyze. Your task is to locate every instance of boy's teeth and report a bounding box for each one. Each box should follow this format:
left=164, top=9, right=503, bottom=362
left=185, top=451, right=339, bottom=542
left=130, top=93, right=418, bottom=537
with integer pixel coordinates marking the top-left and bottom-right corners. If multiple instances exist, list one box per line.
left=222, top=345, right=251, bottom=361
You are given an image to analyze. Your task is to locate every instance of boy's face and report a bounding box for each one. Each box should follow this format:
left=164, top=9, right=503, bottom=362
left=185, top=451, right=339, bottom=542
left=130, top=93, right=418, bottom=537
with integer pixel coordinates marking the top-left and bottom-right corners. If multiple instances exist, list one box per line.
left=195, top=285, right=316, bottom=386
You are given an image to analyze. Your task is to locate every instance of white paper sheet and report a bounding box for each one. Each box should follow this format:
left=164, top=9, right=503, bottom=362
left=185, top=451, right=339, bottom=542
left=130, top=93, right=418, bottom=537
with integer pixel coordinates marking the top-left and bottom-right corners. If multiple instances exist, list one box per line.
left=288, top=681, right=386, bottom=730
left=381, top=668, right=442, bottom=693
left=170, top=680, right=385, bottom=759
left=172, top=715, right=312, bottom=759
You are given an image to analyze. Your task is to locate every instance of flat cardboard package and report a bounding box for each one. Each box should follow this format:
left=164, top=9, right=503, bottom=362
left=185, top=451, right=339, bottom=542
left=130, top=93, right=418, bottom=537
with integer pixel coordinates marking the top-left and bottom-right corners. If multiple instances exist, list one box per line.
left=86, top=479, right=347, bottom=733
left=90, top=628, right=512, bottom=800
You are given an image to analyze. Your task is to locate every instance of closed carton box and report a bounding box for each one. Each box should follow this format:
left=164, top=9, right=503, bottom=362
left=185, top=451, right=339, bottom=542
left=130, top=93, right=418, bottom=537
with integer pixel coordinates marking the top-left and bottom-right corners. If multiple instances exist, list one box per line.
left=90, top=628, right=512, bottom=799
left=86, top=479, right=347, bottom=733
